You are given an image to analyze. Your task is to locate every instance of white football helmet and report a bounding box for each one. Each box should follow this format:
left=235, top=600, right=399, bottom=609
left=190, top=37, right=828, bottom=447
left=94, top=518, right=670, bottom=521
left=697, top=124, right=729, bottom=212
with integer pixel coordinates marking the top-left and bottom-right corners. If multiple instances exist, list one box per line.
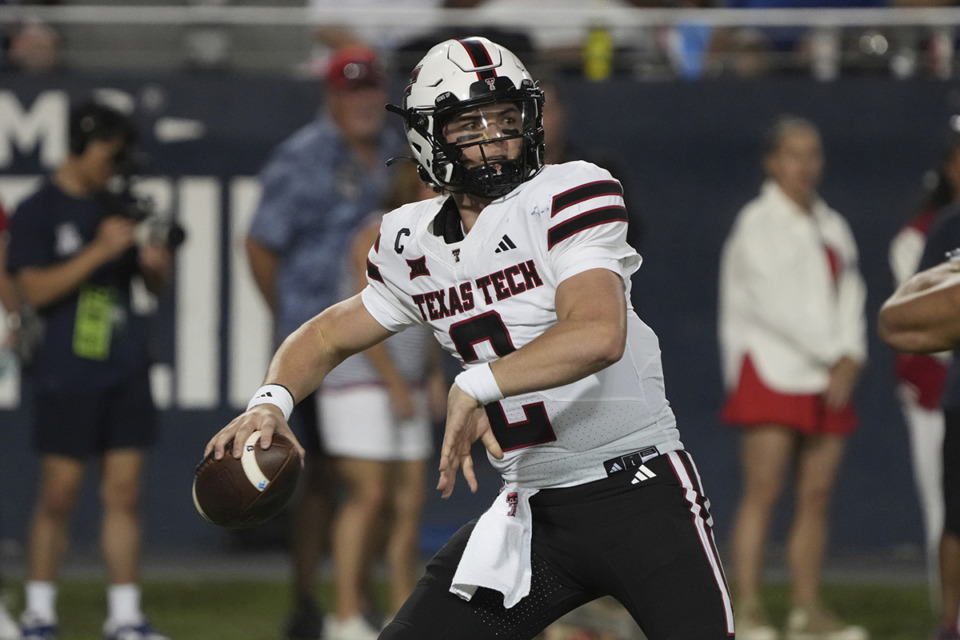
left=388, top=36, right=545, bottom=198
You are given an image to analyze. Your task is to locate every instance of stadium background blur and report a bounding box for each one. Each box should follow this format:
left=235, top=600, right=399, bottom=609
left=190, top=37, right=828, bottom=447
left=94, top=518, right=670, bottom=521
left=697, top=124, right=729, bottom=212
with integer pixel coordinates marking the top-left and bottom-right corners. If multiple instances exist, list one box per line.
left=1, top=0, right=958, bottom=589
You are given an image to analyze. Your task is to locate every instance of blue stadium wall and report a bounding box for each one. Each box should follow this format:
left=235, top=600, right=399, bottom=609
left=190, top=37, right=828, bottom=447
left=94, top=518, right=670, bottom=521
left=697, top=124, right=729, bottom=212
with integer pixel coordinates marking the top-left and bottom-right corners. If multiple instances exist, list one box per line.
left=0, top=73, right=952, bottom=558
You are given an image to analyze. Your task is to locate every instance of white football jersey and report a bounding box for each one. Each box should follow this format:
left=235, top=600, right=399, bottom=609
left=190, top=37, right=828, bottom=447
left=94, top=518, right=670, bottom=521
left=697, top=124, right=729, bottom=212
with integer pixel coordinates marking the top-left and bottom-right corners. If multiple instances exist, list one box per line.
left=361, top=161, right=683, bottom=488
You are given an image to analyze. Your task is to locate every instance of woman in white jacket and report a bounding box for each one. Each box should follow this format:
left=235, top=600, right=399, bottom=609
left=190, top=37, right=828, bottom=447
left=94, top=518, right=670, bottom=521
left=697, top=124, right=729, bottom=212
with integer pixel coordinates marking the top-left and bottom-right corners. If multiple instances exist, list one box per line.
left=718, top=116, right=868, bottom=640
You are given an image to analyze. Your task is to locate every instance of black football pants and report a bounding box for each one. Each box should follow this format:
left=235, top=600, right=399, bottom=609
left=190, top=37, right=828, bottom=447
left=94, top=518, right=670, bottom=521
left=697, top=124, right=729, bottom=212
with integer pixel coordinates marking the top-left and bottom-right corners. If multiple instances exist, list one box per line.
left=380, top=450, right=734, bottom=640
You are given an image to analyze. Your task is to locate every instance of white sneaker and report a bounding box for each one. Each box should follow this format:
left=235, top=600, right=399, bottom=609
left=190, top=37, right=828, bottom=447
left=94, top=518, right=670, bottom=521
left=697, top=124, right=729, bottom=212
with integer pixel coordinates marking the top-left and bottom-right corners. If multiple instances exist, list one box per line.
left=324, top=614, right=379, bottom=640
left=0, top=601, right=18, bottom=640
left=20, top=610, right=57, bottom=640
left=102, top=617, right=170, bottom=640
left=784, top=605, right=868, bottom=640
left=736, top=599, right=779, bottom=640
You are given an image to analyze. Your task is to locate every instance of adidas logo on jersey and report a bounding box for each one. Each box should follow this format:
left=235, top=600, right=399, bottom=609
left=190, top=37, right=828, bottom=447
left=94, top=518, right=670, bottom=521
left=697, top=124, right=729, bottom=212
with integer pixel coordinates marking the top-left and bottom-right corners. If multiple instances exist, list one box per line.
left=603, top=447, right=660, bottom=477
left=631, top=465, right=657, bottom=484
left=494, top=234, right=517, bottom=253
left=604, top=460, right=623, bottom=474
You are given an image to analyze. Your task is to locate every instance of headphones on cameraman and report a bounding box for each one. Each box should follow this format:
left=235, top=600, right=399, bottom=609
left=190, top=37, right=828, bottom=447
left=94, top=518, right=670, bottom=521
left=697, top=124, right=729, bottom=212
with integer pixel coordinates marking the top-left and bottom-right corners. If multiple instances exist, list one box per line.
left=68, top=100, right=137, bottom=158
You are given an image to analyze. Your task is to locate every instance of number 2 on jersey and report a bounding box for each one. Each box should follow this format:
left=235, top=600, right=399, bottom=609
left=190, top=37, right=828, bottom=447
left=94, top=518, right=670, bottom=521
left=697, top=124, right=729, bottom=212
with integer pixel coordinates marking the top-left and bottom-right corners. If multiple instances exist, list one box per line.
left=449, top=310, right=557, bottom=451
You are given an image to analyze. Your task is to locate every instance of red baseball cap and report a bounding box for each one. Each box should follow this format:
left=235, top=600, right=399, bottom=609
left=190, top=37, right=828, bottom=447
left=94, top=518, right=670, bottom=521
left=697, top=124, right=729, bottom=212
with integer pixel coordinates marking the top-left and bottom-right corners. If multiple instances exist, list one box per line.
left=325, top=46, right=385, bottom=90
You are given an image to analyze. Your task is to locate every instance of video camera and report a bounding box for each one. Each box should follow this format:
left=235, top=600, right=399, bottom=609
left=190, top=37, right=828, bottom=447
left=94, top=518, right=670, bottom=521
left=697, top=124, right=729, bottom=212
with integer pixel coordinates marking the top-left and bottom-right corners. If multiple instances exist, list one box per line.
left=108, top=175, right=187, bottom=252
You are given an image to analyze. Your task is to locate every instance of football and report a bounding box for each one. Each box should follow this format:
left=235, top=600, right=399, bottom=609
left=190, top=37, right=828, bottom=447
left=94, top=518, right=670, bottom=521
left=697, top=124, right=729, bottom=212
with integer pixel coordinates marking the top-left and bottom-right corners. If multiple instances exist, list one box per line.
left=192, top=431, right=301, bottom=529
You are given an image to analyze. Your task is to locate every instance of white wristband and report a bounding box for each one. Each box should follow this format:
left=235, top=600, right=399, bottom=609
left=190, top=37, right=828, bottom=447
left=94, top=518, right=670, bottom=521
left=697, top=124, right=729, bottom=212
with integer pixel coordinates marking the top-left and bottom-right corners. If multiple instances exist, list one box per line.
left=246, top=384, right=295, bottom=421
left=454, top=363, right=504, bottom=405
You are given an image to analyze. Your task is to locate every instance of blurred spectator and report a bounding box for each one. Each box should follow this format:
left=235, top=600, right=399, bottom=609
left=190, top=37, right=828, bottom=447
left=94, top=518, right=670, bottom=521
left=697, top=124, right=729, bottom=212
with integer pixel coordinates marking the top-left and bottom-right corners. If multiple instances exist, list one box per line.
left=304, top=0, right=443, bottom=75
left=183, top=27, right=231, bottom=73
left=0, top=200, right=20, bottom=640
left=318, top=163, right=447, bottom=640
left=308, top=0, right=442, bottom=50
left=0, top=0, right=62, bottom=63
left=392, top=0, right=535, bottom=74
left=887, top=132, right=960, bottom=610
left=718, top=116, right=868, bottom=640
left=0, top=194, right=39, bottom=378
left=244, top=45, right=406, bottom=640
left=5, top=99, right=172, bottom=640
left=705, top=27, right=775, bottom=77
left=0, top=201, right=19, bottom=360
left=3, top=19, right=63, bottom=74
left=466, top=0, right=662, bottom=76
left=712, top=0, right=958, bottom=79
left=718, top=0, right=884, bottom=78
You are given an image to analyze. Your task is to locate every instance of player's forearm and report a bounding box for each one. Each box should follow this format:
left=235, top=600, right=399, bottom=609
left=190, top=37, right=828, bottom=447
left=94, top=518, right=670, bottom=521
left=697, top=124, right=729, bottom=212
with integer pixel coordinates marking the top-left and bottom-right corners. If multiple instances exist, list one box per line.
left=878, top=272, right=960, bottom=353
left=263, top=295, right=393, bottom=403
left=264, top=321, right=334, bottom=404
left=481, top=268, right=627, bottom=398
left=490, top=315, right=625, bottom=398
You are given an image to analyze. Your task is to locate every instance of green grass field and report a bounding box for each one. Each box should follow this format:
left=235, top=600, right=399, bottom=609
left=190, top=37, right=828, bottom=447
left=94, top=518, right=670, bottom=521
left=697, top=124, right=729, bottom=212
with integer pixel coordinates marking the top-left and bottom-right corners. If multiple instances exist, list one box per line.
left=1, top=579, right=938, bottom=640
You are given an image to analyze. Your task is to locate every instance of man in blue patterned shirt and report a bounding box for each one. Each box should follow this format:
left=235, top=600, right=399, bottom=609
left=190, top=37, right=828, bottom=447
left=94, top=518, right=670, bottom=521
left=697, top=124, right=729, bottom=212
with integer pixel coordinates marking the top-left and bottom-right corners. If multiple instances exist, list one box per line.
left=245, top=45, right=406, bottom=640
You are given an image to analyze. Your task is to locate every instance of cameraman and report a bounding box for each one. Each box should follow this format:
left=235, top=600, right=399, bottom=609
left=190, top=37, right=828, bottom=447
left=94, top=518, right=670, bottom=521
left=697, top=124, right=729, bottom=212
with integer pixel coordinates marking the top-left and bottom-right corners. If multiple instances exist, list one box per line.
left=5, top=100, right=171, bottom=640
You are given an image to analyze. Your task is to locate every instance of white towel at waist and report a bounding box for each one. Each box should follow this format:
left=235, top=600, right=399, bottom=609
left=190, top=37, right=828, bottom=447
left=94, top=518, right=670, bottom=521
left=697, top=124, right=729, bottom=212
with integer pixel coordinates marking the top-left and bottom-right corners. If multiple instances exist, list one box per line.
left=450, top=484, right=539, bottom=609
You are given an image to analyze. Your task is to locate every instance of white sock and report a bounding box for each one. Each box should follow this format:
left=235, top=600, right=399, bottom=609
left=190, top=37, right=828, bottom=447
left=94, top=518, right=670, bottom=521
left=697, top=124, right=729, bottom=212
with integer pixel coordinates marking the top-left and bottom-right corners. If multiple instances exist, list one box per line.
left=106, top=584, right=141, bottom=625
left=24, top=581, right=57, bottom=622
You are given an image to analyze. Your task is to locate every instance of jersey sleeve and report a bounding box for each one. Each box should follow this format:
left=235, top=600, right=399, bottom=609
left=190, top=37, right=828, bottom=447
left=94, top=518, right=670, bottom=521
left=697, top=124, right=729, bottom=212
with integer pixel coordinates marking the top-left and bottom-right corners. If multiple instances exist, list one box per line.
left=359, top=217, right=425, bottom=333
left=360, top=282, right=420, bottom=333
left=542, top=163, right=641, bottom=285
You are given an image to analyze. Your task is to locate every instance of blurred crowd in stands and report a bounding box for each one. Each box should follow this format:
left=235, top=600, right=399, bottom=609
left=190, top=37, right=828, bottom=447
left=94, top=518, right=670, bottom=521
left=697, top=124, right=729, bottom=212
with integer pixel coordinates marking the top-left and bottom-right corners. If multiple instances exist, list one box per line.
left=0, top=0, right=957, bottom=79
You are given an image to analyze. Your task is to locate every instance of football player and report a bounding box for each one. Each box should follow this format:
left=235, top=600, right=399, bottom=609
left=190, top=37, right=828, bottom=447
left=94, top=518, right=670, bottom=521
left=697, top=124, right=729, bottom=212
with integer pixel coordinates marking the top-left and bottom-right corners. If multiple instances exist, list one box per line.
left=207, top=37, right=733, bottom=640
left=880, top=256, right=960, bottom=353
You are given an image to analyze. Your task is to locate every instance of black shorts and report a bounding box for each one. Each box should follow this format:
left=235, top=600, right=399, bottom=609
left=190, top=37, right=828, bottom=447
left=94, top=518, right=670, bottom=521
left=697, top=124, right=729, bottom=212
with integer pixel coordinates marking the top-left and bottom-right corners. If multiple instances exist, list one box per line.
left=381, top=450, right=734, bottom=640
left=944, top=410, right=960, bottom=535
left=34, top=368, right=158, bottom=459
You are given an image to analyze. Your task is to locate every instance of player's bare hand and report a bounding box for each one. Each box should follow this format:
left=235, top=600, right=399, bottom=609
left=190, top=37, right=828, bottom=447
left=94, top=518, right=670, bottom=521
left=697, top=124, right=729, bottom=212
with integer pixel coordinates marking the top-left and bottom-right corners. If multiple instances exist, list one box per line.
left=204, top=405, right=305, bottom=462
left=437, top=383, right=503, bottom=499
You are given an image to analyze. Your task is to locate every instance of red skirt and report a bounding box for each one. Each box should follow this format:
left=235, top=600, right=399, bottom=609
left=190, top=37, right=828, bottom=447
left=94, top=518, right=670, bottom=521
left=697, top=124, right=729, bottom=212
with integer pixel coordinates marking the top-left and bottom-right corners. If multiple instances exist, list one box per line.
left=721, top=355, right=857, bottom=435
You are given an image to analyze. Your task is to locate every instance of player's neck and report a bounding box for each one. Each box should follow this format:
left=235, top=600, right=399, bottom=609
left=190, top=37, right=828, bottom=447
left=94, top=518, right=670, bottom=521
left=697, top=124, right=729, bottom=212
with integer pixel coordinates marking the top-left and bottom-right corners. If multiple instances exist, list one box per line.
left=452, top=192, right=490, bottom=233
